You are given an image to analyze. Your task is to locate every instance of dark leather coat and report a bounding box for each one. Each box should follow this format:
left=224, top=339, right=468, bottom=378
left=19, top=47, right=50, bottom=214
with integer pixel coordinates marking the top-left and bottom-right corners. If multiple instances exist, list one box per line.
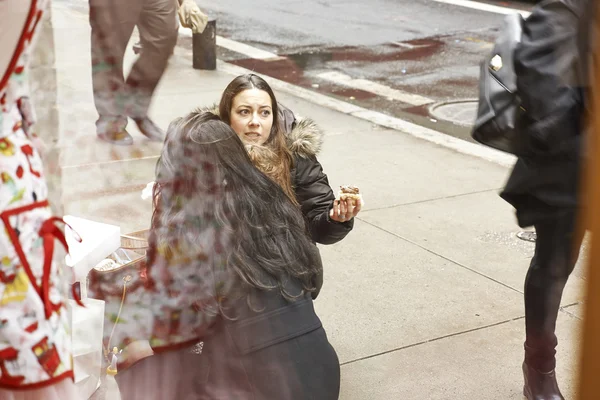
left=500, top=0, right=590, bottom=227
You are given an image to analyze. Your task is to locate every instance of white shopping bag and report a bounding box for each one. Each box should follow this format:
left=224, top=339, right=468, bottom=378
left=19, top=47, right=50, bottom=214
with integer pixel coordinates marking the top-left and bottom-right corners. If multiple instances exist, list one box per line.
left=70, top=298, right=105, bottom=399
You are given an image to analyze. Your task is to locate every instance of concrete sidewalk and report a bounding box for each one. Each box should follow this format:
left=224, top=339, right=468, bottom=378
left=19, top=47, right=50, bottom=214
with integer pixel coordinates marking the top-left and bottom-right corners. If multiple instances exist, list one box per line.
left=51, top=1, right=586, bottom=399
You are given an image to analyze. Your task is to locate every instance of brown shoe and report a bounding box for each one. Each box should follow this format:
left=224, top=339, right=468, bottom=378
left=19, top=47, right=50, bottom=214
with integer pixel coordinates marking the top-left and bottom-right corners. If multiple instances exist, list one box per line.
left=96, top=116, right=133, bottom=145
left=523, top=362, right=565, bottom=400
left=134, top=117, right=165, bottom=142
left=97, top=129, right=133, bottom=146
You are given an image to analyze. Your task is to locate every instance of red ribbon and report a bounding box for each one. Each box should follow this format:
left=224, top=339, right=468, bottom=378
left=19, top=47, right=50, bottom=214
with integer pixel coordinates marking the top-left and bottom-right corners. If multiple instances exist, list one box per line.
left=38, top=217, right=85, bottom=318
left=1, top=201, right=86, bottom=320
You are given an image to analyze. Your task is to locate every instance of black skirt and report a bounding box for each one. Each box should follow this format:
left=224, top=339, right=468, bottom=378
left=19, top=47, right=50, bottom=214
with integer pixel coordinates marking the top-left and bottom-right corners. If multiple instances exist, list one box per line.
left=500, top=151, right=582, bottom=228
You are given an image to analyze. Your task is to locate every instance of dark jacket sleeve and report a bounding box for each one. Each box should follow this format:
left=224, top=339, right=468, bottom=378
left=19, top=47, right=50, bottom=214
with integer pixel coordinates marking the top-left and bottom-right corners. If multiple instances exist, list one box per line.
left=294, top=156, right=353, bottom=245
left=514, top=0, right=584, bottom=156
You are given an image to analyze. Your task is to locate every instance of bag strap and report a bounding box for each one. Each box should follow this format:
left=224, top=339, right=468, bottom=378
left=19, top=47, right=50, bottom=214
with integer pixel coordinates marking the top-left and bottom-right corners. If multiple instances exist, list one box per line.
left=103, top=275, right=131, bottom=361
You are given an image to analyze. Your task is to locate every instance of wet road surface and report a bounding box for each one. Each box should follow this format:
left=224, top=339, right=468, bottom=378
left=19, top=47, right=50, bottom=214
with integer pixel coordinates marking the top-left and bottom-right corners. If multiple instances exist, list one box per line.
left=192, top=0, right=535, bottom=143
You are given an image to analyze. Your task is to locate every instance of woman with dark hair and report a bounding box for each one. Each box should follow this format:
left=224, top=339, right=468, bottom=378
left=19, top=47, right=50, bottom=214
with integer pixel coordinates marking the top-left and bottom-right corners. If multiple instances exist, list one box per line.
left=113, top=111, right=340, bottom=400
left=499, top=0, right=591, bottom=398
left=213, top=74, right=361, bottom=245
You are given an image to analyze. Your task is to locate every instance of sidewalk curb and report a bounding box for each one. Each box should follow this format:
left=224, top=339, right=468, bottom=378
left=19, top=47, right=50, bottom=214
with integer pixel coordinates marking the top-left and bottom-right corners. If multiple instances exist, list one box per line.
left=215, top=60, right=517, bottom=169
left=55, top=2, right=516, bottom=169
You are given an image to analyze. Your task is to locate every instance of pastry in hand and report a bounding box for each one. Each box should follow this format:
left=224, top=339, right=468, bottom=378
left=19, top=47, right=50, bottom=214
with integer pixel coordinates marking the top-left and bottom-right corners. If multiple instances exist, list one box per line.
left=338, top=185, right=363, bottom=206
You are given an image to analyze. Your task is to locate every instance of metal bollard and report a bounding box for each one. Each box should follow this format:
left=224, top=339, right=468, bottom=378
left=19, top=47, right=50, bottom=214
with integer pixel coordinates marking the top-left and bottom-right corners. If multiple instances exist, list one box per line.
left=193, top=19, right=217, bottom=70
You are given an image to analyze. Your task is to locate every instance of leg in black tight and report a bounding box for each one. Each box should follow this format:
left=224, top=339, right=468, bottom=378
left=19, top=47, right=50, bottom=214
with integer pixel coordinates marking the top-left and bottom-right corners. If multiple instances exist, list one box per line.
left=524, top=209, right=582, bottom=371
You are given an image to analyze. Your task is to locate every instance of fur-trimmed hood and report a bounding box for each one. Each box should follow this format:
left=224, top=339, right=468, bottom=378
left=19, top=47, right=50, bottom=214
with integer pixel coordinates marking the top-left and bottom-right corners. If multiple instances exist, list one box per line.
left=194, top=104, right=324, bottom=158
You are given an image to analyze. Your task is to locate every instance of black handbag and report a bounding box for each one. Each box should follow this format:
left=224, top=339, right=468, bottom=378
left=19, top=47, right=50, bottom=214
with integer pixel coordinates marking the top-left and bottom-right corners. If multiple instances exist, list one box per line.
left=471, top=13, right=526, bottom=155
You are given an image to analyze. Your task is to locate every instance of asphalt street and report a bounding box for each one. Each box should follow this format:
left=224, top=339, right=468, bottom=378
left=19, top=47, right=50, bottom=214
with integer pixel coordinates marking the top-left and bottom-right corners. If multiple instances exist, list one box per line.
left=192, top=0, right=535, bottom=142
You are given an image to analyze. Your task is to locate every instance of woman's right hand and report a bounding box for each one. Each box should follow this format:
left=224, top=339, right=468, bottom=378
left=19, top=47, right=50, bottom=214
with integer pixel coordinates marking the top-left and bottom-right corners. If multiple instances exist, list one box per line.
left=329, top=199, right=361, bottom=223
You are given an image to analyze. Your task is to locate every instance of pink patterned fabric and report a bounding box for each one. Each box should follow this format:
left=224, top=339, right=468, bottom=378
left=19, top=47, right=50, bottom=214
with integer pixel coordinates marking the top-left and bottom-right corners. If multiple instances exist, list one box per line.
left=0, top=0, right=77, bottom=392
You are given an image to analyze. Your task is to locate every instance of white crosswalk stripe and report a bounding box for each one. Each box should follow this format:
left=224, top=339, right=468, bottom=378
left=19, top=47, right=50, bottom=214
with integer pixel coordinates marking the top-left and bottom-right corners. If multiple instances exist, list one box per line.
left=432, top=0, right=531, bottom=18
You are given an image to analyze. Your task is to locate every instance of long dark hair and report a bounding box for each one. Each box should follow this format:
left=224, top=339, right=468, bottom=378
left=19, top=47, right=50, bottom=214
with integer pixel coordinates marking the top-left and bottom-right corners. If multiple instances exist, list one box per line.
left=219, top=74, right=298, bottom=205
left=149, top=111, right=321, bottom=306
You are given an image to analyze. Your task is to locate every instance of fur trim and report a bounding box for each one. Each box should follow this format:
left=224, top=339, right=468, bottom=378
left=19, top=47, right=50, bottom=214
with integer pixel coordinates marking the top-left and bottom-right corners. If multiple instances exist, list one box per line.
left=195, top=103, right=219, bottom=116
left=192, top=104, right=324, bottom=157
left=285, top=117, right=323, bottom=158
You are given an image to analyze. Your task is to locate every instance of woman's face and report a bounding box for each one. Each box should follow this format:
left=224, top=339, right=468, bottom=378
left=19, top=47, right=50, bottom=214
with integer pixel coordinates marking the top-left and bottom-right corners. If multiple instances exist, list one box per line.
left=229, top=89, right=273, bottom=146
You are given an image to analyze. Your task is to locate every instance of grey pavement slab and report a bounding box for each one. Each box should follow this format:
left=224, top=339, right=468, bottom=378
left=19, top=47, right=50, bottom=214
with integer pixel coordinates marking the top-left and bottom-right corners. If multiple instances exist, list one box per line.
left=314, top=220, right=524, bottom=364
left=339, top=311, right=582, bottom=400
left=314, top=126, right=510, bottom=211
left=62, top=157, right=158, bottom=201
left=563, top=303, right=586, bottom=320
left=64, top=190, right=152, bottom=235
left=359, top=190, right=587, bottom=306
left=269, top=92, right=383, bottom=137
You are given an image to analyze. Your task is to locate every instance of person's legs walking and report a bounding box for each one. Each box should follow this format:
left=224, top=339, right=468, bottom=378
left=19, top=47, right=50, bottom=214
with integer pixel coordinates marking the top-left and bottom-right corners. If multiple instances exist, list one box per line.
left=523, top=209, right=583, bottom=399
left=89, top=0, right=142, bottom=144
left=125, top=0, right=178, bottom=141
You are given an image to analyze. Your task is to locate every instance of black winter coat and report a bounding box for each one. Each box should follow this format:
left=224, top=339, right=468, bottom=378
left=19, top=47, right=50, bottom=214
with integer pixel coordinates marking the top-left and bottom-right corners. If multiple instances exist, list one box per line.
left=194, top=278, right=340, bottom=399
left=203, top=104, right=354, bottom=244
left=115, top=277, right=340, bottom=400
left=500, top=0, right=590, bottom=228
left=278, top=104, right=354, bottom=245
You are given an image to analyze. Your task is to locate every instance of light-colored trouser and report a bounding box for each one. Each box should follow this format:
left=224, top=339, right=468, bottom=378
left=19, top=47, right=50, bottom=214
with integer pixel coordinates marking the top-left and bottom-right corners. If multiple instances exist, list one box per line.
left=89, top=0, right=178, bottom=130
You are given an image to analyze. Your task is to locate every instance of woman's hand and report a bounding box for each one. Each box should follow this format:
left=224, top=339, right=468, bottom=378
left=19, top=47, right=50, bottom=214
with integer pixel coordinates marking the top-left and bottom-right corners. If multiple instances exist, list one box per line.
left=329, top=199, right=362, bottom=223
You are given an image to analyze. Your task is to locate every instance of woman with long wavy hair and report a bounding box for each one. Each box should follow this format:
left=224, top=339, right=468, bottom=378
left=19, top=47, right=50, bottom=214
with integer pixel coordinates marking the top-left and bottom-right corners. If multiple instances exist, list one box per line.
left=113, top=111, right=340, bottom=400
left=217, top=75, right=361, bottom=236
left=199, top=74, right=361, bottom=297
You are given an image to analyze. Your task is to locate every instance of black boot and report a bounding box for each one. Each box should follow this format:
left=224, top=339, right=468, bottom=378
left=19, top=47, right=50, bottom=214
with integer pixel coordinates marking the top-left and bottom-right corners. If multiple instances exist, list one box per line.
left=523, top=361, right=564, bottom=400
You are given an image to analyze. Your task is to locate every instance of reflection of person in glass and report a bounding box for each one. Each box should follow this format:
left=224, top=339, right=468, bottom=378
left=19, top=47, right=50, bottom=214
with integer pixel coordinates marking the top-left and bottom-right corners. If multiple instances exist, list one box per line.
left=114, top=112, right=340, bottom=400
left=89, top=0, right=199, bottom=145
left=1, top=0, right=80, bottom=398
